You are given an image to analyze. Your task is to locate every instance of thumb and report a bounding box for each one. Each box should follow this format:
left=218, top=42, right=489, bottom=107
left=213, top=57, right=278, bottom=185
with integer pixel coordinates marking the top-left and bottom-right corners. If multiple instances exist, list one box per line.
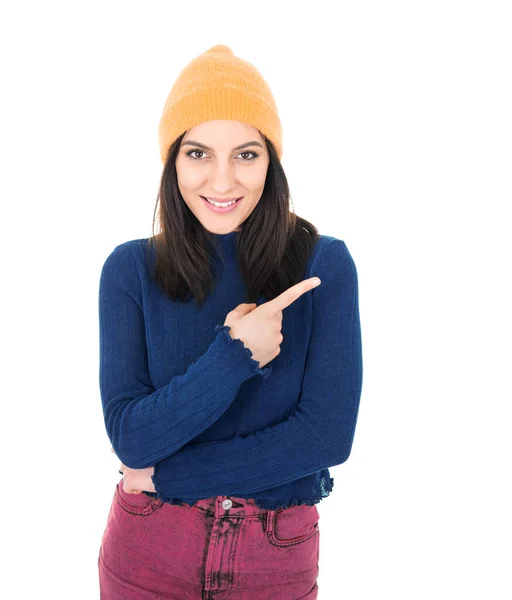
left=233, top=302, right=257, bottom=316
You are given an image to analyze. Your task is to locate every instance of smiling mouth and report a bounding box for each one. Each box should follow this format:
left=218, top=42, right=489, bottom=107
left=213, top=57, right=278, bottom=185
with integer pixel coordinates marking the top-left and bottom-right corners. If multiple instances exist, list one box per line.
left=201, top=196, right=242, bottom=207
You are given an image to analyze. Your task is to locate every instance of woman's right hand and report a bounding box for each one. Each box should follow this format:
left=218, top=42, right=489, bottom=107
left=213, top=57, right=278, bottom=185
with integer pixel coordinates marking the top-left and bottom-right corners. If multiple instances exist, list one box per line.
left=224, top=277, right=321, bottom=368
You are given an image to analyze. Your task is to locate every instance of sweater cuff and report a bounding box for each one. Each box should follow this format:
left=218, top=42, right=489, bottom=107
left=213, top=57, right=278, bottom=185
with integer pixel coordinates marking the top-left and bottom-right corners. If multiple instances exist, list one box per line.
left=214, top=324, right=272, bottom=380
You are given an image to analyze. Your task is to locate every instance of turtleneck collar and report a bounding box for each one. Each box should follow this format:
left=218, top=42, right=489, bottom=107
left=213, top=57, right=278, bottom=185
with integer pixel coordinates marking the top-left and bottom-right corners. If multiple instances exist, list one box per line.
left=212, top=230, right=239, bottom=260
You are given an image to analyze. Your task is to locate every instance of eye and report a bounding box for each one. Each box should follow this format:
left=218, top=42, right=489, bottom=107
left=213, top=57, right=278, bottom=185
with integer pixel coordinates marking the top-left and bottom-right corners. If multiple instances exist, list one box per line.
left=185, top=149, right=206, bottom=160
left=185, top=149, right=259, bottom=161
left=238, top=151, right=259, bottom=160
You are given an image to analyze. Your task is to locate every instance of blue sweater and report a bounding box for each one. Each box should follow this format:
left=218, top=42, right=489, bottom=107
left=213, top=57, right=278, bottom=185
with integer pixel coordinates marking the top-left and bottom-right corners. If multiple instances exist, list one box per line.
left=98, top=231, right=363, bottom=510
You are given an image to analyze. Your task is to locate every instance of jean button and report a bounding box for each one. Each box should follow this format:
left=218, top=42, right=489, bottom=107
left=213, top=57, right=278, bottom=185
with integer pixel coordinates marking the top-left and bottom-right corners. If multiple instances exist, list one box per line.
left=222, top=499, right=233, bottom=510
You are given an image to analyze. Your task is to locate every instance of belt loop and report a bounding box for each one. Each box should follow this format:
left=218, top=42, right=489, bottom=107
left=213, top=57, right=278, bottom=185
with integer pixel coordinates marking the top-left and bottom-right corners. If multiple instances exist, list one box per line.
left=266, top=509, right=275, bottom=535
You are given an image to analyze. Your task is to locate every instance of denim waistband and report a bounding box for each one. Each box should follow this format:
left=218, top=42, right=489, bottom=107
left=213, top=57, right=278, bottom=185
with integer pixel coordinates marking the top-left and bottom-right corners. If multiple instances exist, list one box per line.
left=142, top=489, right=271, bottom=517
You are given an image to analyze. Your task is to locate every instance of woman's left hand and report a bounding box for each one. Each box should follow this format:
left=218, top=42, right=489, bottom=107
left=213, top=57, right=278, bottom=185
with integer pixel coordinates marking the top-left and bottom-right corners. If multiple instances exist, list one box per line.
left=111, top=447, right=156, bottom=494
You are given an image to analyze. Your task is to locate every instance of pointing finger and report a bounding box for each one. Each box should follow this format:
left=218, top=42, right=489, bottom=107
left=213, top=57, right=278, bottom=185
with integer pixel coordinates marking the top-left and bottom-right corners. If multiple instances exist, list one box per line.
left=262, top=277, right=321, bottom=315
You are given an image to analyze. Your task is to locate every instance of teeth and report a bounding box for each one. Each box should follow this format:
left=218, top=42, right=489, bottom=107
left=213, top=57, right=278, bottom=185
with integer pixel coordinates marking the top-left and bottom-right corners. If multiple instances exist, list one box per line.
left=205, top=197, right=238, bottom=207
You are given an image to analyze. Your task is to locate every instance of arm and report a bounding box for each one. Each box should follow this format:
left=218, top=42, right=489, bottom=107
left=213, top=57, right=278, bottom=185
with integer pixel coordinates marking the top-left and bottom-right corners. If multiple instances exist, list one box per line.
left=151, top=239, right=363, bottom=500
left=99, top=242, right=271, bottom=470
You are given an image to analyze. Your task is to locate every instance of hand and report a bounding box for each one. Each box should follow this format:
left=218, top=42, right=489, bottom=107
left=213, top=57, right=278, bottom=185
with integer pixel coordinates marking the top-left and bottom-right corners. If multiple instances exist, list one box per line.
left=224, top=277, right=321, bottom=368
left=111, top=447, right=156, bottom=494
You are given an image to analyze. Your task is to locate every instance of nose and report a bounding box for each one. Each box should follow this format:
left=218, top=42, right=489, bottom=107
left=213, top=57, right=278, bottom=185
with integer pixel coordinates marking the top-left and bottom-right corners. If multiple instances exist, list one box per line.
left=209, top=159, right=237, bottom=193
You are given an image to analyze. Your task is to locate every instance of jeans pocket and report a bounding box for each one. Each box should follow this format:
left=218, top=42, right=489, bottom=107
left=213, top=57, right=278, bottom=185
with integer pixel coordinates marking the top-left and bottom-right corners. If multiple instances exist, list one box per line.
left=114, top=480, right=164, bottom=517
left=266, top=503, right=320, bottom=548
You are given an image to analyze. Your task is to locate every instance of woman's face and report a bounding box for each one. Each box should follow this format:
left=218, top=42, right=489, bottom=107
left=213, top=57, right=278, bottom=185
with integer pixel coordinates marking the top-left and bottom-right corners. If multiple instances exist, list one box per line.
left=176, top=120, right=270, bottom=234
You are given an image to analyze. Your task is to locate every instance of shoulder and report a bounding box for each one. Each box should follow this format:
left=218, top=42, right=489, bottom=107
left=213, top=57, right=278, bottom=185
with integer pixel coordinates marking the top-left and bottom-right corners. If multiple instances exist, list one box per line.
left=100, top=237, right=149, bottom=287
left=307, top=235, right=359, bottom=299
left=312, top=235, right=356, bottom=270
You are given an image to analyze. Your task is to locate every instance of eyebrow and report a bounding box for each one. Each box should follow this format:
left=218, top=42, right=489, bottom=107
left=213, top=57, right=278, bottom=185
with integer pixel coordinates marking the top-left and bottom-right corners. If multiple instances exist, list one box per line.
left=181, top=140, right=264, bottom=151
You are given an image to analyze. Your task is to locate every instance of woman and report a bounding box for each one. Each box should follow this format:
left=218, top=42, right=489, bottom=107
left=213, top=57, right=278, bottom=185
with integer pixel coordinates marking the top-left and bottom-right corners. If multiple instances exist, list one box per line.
left=97, top=44, right=363, bottom=599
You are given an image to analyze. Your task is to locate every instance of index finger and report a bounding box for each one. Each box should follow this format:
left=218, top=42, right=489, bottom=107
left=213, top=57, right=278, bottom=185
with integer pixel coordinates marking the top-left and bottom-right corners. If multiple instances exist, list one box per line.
left=263, top=277, right=321, bottom=315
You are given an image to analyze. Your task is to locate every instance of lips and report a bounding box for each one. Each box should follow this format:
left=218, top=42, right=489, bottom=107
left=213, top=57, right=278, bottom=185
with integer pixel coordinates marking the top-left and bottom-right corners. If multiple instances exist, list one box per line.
left=201, top=196, right=242, bottom=204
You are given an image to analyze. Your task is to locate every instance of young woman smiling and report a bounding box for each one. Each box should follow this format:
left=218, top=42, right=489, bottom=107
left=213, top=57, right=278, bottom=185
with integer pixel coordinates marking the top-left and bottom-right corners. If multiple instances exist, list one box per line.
left=98, top=44, right=363, bottom=599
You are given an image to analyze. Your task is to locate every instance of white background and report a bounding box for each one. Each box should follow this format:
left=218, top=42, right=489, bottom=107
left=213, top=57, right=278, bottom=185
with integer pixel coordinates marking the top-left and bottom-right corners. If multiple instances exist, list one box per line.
left=1, top=1, right=510, bottom=598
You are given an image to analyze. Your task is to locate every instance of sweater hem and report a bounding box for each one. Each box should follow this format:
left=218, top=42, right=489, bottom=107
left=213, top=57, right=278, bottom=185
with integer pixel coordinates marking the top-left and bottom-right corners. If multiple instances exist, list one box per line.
left=150, top=476, right=335, bottom=511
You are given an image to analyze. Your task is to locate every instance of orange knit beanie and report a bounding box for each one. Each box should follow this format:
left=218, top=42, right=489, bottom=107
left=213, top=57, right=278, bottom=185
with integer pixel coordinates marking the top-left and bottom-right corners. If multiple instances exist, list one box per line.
left=157, top=44, right=283, bottom=164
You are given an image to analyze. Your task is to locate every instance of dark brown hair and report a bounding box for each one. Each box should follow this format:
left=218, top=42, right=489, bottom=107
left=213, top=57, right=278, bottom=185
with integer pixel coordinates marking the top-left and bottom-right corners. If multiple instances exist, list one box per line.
left=145, top=131, right=320, bottom=309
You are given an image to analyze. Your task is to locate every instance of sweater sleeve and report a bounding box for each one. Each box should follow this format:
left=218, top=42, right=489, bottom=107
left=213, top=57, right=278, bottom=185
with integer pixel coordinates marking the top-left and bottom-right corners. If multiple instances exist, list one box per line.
left=98, top=242, right=271, bottom=469
left=150, top=239, right=363, bottom=500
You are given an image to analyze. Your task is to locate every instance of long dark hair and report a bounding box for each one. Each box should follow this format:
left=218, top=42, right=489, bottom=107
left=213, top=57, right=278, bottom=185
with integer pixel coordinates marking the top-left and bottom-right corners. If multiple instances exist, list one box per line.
left=145, top=130, right=320, bottom=309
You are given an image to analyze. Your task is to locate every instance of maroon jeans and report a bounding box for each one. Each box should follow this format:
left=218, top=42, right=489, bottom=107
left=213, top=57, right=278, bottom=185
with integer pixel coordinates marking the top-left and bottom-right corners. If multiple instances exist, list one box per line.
left=98, top=478, right=320, bottom=599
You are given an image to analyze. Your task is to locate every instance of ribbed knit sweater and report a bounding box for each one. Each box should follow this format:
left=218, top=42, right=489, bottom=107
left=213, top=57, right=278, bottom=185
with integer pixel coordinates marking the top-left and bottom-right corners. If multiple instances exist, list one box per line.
left=98, top=231, right=363, bottom=510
